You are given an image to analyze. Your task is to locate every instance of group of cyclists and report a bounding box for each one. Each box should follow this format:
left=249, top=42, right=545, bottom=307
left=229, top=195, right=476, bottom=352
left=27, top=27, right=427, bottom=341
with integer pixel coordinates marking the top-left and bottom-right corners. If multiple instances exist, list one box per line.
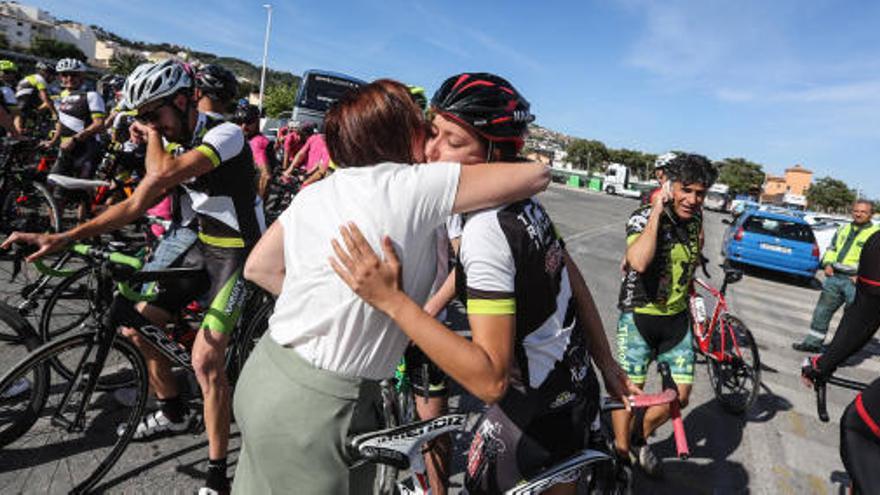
left=0, top=53, right=876, bottom=495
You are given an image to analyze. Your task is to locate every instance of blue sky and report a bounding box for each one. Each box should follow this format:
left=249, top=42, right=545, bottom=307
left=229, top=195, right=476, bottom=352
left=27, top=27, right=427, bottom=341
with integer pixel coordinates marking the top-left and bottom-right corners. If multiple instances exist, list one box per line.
left=35, top=0, right=880, bottom=197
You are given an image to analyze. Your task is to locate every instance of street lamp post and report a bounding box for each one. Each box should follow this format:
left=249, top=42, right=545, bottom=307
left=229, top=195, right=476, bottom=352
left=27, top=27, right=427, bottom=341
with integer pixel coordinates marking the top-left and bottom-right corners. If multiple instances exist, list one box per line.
left=258, top=3, right=273, bottom=115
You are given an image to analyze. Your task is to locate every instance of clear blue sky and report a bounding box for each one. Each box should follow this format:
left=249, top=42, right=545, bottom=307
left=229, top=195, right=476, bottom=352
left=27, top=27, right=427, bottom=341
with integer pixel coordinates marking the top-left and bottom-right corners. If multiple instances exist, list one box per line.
left=34, top=0, right=880, bottom=198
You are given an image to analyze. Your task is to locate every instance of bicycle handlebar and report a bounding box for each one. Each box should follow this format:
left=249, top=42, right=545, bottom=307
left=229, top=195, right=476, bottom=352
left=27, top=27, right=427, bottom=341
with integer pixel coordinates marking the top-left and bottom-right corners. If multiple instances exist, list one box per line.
left=815, top=375, right=868, bottom=423
left=33, top=243, right=156, bottom=303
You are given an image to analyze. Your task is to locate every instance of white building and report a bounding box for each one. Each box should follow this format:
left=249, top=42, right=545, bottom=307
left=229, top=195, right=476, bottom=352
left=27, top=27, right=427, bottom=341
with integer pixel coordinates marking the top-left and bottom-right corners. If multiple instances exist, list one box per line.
left=53, top=21, right=97, bottom=61
left=0, top=1, right=55, bottom=49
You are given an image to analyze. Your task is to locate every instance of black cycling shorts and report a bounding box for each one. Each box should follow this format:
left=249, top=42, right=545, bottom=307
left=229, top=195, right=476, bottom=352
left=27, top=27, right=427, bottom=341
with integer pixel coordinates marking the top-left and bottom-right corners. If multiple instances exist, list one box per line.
left=465, top=332, right=599, bottom=494
left=150, top=241, right=248, bottom=334
left=405, top=344, right=448, bottom=398
left=50, top=138, right=101, bottom=180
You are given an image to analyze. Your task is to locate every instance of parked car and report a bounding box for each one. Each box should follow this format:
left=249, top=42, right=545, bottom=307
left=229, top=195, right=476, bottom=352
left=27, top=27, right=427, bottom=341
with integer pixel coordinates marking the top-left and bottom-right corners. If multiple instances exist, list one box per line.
left=721, top=209, right=820, bottom=282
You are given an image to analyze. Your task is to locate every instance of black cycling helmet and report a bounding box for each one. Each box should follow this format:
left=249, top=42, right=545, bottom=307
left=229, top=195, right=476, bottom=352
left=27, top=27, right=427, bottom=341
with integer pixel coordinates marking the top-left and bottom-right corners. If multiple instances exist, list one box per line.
left=232, top=103, right=260, bottom=125
left=35, top=61, right=55, bottom=74
left=195, top=64, right=239, bottom=102
left=431, top=72, right=534, bottom=150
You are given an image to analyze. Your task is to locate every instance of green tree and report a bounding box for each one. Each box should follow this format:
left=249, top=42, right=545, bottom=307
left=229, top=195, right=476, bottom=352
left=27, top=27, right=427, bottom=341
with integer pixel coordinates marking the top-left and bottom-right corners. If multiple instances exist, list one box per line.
left=565, top=139, right=608, bottom=173
left=28, top=37, right=86, bottom=60
left=109, top=52, right=147, bottom=75
left=716, top=158, right=765, bottom=196
left=261, top=82, right=299, bottom=118
left=806, top=177, right=856, bottom=213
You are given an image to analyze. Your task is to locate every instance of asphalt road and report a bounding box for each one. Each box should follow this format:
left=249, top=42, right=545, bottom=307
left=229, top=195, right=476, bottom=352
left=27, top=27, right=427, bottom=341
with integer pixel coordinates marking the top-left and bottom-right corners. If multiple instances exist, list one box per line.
left=1, top=184, right=875, bottom=494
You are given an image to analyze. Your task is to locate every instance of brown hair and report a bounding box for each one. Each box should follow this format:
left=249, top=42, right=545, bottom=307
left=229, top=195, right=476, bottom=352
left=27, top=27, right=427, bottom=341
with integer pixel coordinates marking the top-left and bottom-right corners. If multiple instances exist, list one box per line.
left=324, top=79, right=426, bottom=168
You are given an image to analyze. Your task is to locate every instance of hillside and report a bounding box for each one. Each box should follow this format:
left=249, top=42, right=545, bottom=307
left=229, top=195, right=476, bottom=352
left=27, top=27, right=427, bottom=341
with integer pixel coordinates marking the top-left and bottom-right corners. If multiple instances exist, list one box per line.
left=90, top=26, right=299, bottom=88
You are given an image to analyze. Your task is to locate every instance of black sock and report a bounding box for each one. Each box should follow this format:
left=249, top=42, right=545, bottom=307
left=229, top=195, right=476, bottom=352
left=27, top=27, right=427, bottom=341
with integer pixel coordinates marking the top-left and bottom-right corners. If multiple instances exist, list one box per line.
left=158, top=395, right=188, bottom=423
left=206, top=457, right=229, bottom=492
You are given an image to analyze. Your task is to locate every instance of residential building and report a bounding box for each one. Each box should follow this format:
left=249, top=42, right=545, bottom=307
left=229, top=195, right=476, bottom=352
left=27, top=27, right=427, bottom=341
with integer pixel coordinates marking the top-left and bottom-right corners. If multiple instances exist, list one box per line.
left=94, top=39, right=144, bottom=68
left=760, top=164, right=813, bottom=205
left=0, top=1, right=55, bottom=49
left=54, top=21, right=97, bottom=61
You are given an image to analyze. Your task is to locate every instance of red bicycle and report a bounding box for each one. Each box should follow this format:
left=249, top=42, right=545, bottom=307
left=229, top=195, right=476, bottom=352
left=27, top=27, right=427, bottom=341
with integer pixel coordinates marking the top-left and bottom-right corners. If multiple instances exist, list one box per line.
left=689, top=261, right=762, bottom=414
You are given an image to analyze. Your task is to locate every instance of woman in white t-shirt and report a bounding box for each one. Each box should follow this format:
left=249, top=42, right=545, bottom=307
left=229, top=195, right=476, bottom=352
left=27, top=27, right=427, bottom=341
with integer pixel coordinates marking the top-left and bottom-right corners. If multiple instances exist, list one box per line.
left=232, top=79, right=551, bottom=494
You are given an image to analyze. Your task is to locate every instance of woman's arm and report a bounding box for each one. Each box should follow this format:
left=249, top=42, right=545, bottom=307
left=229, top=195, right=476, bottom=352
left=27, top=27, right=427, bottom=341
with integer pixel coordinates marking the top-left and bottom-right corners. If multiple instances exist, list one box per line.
left=564, top=251, right=640, bottom=404
left=244, top=220, right=286, bottom=296
left=452, top=162, right=549, bottom=214
left=329, top=223, right=513, bottom=403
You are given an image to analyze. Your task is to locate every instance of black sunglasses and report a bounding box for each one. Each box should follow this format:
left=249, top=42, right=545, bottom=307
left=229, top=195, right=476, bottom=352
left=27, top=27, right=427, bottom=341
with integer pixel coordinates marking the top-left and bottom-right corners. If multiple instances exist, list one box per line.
left=135, top=101, right=168, bottom=124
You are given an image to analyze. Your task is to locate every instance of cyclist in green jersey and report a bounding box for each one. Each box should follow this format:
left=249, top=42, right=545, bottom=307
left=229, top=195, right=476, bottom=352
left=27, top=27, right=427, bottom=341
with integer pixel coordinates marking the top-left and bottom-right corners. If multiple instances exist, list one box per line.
left=14, top=61, right=57, bottom=134
left=612, top=153, right=717, bottom=477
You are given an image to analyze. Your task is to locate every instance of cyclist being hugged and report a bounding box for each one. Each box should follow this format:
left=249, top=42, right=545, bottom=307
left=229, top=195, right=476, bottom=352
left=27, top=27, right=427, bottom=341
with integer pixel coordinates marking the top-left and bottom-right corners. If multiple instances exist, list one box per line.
left=234, top=78, right=552, bottom=494
left=14, top=60, right=58, bottom=135
left=3, top=59, right=264, bottom=495
left=802, top=230, right=880, bottom=494
left=612, top=153, right=716, bottom=477
left=330, top=73, right=636, bottom=495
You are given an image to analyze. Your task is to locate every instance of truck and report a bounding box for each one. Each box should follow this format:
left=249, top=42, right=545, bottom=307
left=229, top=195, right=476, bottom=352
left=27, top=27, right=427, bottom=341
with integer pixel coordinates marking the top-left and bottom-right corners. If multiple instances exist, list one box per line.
left=602, top=163, right=643, bottom=198
left=705, top=183, right=730, bottom=211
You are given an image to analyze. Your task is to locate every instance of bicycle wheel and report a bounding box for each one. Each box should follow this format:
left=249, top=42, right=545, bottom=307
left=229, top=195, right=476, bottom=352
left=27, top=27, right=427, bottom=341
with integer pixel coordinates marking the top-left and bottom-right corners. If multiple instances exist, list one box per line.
left=232, top=296, right=272, bottom=384
left=38, top=265, right=98, bottom=341
left=707, top=313, right=761, bottom=414
left=373, top=379, right=400, bottom=495
left=0, top=181, right=60, bottom=234
left=0, top=303, right=49, bottom=445
left=0, top=331, right=148, bottom=494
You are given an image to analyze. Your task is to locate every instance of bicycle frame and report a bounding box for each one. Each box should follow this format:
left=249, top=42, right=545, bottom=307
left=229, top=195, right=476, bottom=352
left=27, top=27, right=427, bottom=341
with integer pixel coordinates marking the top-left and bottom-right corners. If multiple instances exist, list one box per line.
left=690, top=277, right=745, bottom=365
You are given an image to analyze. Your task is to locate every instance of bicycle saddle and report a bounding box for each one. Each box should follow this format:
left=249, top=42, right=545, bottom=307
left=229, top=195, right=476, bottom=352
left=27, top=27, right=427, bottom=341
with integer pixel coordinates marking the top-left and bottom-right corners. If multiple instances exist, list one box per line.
left=722, top=265, right=744, bottom=284
left=348, top=413, right=468, bottom=470
left=48, top=173, right=111, bottom=191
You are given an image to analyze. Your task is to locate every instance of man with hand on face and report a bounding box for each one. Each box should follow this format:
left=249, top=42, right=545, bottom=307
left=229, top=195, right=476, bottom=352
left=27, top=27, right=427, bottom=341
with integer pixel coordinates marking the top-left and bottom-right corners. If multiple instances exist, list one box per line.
left=3, top=60, right=263, bottom=495
left=613, top=153, right=717, bottom=478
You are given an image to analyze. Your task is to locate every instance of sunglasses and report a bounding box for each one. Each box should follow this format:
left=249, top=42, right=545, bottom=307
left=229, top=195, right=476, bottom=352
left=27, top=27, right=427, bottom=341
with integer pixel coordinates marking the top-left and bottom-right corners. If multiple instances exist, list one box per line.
left=135, top=102, right=167, bottom=125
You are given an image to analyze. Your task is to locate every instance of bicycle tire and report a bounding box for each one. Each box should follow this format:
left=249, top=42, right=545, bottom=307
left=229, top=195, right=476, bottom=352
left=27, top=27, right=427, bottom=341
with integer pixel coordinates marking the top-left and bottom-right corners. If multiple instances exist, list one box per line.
left=38, top=265, right=97, bottom=341
left=373, top=379, right=401, bottom=495
left=0, top=331, right=148, bottom=494
left=707, top=313, right=761, bottom=414
left=231, top=296, right=273, bottom=385
left=0, top=302, right=49, bottom=445
left=0, top=180, right=60, bottom=234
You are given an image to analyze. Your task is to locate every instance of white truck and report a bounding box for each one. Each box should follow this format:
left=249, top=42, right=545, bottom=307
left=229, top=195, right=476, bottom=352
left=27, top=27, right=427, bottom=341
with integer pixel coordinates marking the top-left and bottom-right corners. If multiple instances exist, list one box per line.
left=705, top=183, right=730, bottom=211
left=603, top=163, right=642, bottom=198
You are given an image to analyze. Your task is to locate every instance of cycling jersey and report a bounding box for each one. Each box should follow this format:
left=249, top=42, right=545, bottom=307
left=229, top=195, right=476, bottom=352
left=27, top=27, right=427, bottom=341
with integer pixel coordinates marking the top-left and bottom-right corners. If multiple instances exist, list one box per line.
left=0, top=85, right=16, bottom=111
left=167, top=112, right=265, bottom=248
left=456, top=198, right=598, bottom=493
left=248, top=134, right=270, bottom=168
left=54, top=86, right=105, bottom=140
left=618, top=204, right=702, bottom=316
left=15, top=73, right=47, bottom=102
left=298, top=133, right=331, bottom=174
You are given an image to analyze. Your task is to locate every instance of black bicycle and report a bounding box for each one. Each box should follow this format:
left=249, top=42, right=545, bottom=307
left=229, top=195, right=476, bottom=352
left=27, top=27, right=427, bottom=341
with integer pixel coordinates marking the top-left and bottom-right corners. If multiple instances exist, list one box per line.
left=0, top=243, right=268, bottom=494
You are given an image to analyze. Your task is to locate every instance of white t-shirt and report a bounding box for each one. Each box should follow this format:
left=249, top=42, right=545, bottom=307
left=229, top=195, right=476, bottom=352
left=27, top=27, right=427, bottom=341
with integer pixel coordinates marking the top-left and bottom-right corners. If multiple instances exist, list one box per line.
left=269, top=161, right=461, bottom=379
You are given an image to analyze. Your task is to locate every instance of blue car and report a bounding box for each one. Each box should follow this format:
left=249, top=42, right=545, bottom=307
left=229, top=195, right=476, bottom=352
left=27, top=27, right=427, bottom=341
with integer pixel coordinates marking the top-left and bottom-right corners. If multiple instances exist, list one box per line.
left=722, top=209, right=819, bottom=281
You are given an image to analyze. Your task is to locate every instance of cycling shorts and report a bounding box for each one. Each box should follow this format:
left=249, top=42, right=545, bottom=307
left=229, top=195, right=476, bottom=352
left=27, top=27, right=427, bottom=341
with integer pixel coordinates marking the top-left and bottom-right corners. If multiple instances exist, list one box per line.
left=465, top=332, right=599, bottom=494
left=404, top=344, right=448, bottom=398
left=150, top=241, right=248, bottom=334
left=617, top=310, right=694, bottom=385
left=49, top=139, right=101, bottom=180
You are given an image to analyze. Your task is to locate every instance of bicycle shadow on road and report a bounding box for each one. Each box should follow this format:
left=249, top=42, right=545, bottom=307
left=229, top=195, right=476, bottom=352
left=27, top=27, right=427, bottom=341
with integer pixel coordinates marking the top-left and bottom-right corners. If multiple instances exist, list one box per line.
left=640, top=392, right=792, bottom=494
left=735, top=263, right=821, bottom=290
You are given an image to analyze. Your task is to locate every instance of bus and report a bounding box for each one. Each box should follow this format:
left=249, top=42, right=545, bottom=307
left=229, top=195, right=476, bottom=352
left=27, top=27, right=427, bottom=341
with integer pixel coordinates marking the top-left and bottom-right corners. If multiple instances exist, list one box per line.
left=291, top=69, right=366, bottom=130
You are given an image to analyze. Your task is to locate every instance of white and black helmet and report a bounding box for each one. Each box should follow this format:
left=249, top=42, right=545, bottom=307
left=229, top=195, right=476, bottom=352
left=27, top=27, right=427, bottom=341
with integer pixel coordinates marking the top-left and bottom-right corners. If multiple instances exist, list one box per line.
left=55, top=58, right=87, bottom=73
left=654, top=152, right=678, bottom=170
left=122, top=60, right=192, bottom=110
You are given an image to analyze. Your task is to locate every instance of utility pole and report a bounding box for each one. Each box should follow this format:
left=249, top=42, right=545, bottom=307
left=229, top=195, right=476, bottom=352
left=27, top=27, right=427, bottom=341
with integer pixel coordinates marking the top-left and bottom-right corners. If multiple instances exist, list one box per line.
left=258, top=3, right=273, bottom=114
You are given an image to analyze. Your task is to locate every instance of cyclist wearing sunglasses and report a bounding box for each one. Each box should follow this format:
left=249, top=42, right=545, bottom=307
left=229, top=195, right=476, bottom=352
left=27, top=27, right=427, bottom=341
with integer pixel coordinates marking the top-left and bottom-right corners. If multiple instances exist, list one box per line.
left=3, top=59, right=263, bottom=495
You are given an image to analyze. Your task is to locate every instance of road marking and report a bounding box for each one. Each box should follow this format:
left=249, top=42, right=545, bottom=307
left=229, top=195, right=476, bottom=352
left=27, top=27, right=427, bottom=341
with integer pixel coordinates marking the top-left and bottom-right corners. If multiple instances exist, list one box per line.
left=563, top=223, right=618, bottom=244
